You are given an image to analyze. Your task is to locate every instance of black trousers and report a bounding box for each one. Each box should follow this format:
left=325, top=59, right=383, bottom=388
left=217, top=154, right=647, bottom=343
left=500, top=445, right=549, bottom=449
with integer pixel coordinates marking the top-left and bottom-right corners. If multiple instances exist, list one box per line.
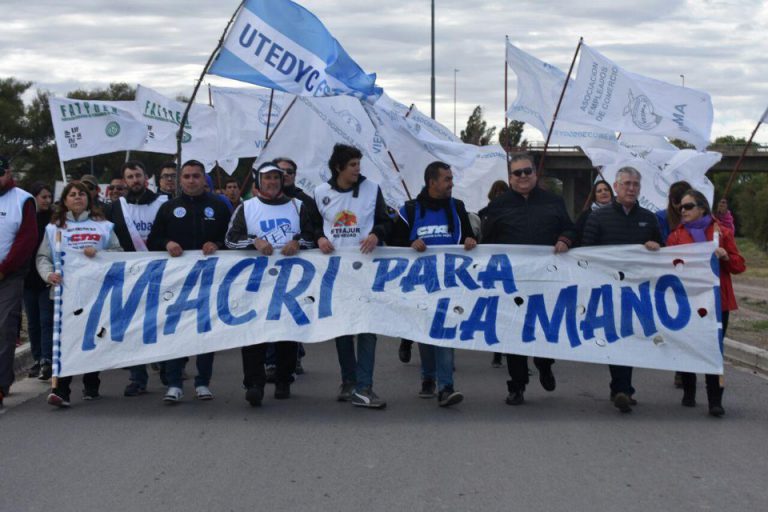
left=242, top=341, right=297, bottom=389
left=506, top=355, right=554, bottom=392
left=54, top=372, right=100, bottom=400
left=680, top=310, right=730, bottom=391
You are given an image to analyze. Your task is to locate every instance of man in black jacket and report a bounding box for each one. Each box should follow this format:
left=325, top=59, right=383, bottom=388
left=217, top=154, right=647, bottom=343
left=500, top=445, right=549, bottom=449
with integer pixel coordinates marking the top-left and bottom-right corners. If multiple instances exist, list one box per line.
left=581, top=166, right=662, bottom=413
left=480, top=153, right=575, bottom=406
left=147, top=160, right=231, bottom=403
left=107, top=161, right=168, bottom=397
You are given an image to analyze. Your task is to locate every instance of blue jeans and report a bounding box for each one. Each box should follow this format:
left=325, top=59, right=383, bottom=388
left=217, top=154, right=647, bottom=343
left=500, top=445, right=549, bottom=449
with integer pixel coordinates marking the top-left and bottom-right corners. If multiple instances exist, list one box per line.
left=128, top=365, right=148, bottom=387
left=418, top=344, right=455, bottom=390
left=335, top=333, right=376, bottom=391
left=165, top=353, right=214, bottom=389
left=23, top=288, right=53, bottom=363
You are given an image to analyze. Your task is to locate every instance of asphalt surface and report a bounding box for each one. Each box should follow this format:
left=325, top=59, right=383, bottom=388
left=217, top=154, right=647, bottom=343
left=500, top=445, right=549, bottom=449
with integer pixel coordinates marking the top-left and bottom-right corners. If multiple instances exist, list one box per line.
left=2, top=338, right=768, bottom=512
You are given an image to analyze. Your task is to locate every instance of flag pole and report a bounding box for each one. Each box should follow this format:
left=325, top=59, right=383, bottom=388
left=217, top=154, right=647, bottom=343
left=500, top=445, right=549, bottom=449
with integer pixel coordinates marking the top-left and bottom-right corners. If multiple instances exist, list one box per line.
left=174, top=0, right=246, bottom=195
left=538, top=37, right=583, bottom=174
left=237, top=96, right=298, bottom=198
left=359, top=102, right=413, bottom=200
left=265, top=89, right=275, bottom=140
left=723, top=109, right=765, bottom=198
left=504, top=35, right=509, bottom=159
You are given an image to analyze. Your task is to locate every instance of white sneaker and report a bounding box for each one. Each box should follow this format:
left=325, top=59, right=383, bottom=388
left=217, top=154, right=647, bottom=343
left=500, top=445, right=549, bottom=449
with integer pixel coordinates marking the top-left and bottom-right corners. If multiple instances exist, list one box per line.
left=163, top=386, right=183, bottom=403
left=195, top=385, right=214, bottom=400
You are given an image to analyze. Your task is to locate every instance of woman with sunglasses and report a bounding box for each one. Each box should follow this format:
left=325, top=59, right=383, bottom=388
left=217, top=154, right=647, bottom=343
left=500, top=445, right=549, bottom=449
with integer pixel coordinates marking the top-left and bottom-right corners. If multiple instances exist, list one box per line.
left=666, top=189, right=745, bottom=417
left=36, top=181, right=122, bottom=407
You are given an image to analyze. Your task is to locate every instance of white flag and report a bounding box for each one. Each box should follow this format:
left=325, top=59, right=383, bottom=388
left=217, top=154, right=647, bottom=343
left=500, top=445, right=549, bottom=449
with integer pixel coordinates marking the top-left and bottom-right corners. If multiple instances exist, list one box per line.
left=49, top=97, right=147, bottom=162
left=505, top=41, right=618, bottom=151
left=211, top=86, right=290, bottom=159
left=134, top=85, right=223, bottom=171
left=761, top=105, right=768, bottom=124
left=253, top=95, right=407, bottom=208
left=560, top=44, right=713, bottom=150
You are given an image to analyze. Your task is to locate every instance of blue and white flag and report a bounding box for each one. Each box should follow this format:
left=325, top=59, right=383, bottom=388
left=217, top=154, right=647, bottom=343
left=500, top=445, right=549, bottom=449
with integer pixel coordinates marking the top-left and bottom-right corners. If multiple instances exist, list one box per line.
left=209, top=0, right=381, bottom=102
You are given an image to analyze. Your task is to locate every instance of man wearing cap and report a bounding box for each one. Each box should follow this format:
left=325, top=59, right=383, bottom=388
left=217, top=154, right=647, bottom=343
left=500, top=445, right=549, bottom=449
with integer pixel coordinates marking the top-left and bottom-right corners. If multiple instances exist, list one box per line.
left=480, top=153, right=576, bottom=406
left=301, top=143, right=393, bottom=409
left=80, top=174, right=108, bottom=211
left=0, top=156, right=38, bottom=407
left=106, top=160, right=168, bottom=397
left=147, top=160, right=231, bottom=403
left=225, top=162, right=306, bottom=406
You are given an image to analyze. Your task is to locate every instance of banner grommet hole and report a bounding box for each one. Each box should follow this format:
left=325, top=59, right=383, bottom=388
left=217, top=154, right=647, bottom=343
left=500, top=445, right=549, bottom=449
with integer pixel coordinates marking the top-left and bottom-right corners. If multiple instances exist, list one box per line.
left=352, top=261, right=363, bottom=270
left=697, top=308, right=707, bottom=317
left=268, top=268, right=279, bottom=276
left=163, top=291, right=174, bottom=301
left=513, top=297, right=524, bottom=306
left=73, top=308, right=84, bottom=316
left=453, top=306, right=464, bottom=314
left=577, top=260, right=589, bottom=269
left=614, top=271, right=626, bottom=281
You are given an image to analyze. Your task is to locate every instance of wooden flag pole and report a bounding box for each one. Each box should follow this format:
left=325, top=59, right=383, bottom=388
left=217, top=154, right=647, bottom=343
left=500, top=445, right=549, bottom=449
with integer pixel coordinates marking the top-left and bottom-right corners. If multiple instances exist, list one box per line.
left=723, top=109, right=765, bottom=198
left=238, top=96, right=298, bottom=198
left=538, top=37, right=583, bottom=174
left=174, top=0, right=245, bottom=196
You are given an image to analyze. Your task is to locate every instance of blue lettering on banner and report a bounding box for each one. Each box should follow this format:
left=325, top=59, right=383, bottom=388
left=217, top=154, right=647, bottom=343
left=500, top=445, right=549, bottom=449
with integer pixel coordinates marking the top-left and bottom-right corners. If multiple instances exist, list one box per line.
left=83, top=259, right=167, bottom=350
left=429, top=298, right=457, bottom=339
left=459, top=297, right=500, bottom=344
left=444, top=254, right=480, bottom=290
left=266, top=258, right=316, bottom=325
left=476, top=254, right=517, bottom=293
left=580, top=284, right=619, bottom=343
left=217, top=257, right=268, bottom=326
left=400, top=255, right=440, bottom=293
left=620, top=282, right=657, bottom=337
left=164, top=258, right=218, bottom=335
left=319, top=256, right=340, bottom=319
left=371, top=257, right=409, bottom=292
left=654, top=274, right=691, bottom=330
left=523, top=285, right=580, bottom=347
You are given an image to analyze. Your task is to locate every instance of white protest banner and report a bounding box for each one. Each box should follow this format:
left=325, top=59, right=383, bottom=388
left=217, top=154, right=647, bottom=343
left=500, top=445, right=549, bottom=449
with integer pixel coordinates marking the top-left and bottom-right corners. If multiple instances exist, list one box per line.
left=49, top=97, right=147, bottom=161
left=134, top=85, right=236, bottom=174
left=254, top=95, right=408, bottom=208
left=560, top=44, right=713, bottom=150
left=58, top=244, right=721, bottom=377
left=210, top=86, right=290, bottom=159
left=505, top=42, right=618, bottom=151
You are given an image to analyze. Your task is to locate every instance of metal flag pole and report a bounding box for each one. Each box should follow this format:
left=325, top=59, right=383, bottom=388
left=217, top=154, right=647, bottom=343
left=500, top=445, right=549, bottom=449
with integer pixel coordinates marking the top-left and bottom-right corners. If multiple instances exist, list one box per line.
left=430, top=0, right=436, bottom=120
left=538, top=37, right=583, bottom=174
left=504, top=35, right=509, bottom=159
left=723, top=107, right=766, bottom=198
left=174, top=0, right=246, bottom=196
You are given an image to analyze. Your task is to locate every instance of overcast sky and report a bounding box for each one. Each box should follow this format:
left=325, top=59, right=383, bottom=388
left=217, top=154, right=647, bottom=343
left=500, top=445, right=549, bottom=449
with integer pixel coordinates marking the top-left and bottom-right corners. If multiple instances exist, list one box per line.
left=2, top=0, right=767, bottom=144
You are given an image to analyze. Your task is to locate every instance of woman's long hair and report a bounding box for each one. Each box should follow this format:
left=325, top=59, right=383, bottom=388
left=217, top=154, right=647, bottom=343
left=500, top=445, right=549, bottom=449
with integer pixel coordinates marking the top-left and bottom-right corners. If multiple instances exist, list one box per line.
left=681, top=189, right=712, bottom=219
left=51, top=181, right=104, bottom=227
left=487, top=180, right=509, bottom=201
left=582, top=179, right=614, bottom=213
left=666, top=180, right=692, bottom=230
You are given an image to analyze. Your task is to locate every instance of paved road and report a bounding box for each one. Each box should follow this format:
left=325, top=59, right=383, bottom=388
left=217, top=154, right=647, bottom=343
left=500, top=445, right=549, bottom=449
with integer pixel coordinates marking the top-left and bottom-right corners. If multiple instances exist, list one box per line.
left=2, top=338, right=767, bottom=512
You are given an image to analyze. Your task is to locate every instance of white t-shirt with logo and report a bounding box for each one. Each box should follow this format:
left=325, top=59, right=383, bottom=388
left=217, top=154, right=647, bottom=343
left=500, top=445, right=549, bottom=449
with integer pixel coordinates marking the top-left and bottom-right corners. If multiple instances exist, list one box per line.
left=242, top=197, right=302, bottom=249
left=314, top=179, right=379, bottom=248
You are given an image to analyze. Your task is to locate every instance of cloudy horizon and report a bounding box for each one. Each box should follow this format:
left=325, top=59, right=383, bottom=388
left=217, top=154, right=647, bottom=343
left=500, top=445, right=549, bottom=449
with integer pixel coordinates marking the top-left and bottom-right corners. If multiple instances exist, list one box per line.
left=3, top=0, right=767, bottom=145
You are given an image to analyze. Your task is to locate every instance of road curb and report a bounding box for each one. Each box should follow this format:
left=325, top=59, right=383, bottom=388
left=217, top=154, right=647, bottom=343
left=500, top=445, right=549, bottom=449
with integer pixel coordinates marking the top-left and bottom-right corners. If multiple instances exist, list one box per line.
left=724, top=337, right=768, bottom=375
left=13, top=343, right=34, bottom=380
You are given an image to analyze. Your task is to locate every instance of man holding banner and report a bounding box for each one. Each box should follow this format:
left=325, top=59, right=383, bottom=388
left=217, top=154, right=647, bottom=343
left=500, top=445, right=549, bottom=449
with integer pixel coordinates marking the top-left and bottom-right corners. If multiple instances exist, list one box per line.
left=303, top=144, right=392, bottom=408
left=480, top=154, right=575, bottom=406
left=106, top=161, right=168, bottom=397
left=392, top=161, right=477, bottom=407
left=226, top=162, right=305, bottom=406
left=581, top=166, right=663, bottom=413
left=147, top=160, right=231, bottom=403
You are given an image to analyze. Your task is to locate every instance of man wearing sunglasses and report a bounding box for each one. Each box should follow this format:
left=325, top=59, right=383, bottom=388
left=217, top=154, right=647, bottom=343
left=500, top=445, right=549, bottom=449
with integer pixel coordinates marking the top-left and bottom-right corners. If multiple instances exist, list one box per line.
left=80, top=174, right=107, bottom=211
left=581, top=166, right=662, bottom=413
left=107, top=178, right=127, bottom=203
left=0, top=156, right=38, bottom=408
left=480, top=153, right=576, bottom=407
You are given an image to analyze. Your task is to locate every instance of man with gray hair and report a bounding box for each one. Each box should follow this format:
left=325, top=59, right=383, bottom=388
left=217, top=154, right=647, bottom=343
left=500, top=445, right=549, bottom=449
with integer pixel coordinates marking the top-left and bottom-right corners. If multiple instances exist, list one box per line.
left=581, top=166, right=662, bottom=413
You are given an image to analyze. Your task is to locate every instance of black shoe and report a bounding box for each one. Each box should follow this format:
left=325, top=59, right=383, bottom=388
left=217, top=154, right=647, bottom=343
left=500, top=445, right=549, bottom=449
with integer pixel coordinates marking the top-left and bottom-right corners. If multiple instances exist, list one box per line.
left=295, top=360, right=305, bottom=375
left=274, top=382, right=291, bottom=399
left=681, top=387, right=696, bottom=407
left=418, top=380, right=436, bottom=398
left=123, top=382, right=147, bottom=397
left=538, top=366, right=556, bottom=392
left=245, top=386, right=264, bottom=407
left=438, top=388, right=463, bottom=407
left=265, top=366, right=277, bottom=384
left=398, top=340, right=412, bottom=363
left=38, top=363, right=52, bottom=381
left=610, top=393, right=638, bottom=406
left=506, top=390, right=524, bottom=405
left=491, top=353, right=502, bottom=368
left=82, top=388, right=101, bottom=401
left=707, top=385, right=725, bottom=417
left=613, top=392, right=632, bottom=413
left=337, top=381, right=356, bottom=402
left=28, top=362, right=41, bottom=379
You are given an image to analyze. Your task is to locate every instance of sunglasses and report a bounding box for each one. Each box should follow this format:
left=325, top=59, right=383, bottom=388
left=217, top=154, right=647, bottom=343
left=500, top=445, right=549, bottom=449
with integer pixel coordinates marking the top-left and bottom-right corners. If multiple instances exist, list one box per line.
left=284, top=169, right=296, bottom=175
left=510, top=167, right=535, bottom=177
left=680, top=202, right=700, bottom=211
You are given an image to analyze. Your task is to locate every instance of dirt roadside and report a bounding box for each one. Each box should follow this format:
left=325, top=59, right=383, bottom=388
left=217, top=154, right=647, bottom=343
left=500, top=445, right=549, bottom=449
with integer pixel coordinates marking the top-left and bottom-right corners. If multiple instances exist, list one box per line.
left=728, top=239, right=768, bottom=351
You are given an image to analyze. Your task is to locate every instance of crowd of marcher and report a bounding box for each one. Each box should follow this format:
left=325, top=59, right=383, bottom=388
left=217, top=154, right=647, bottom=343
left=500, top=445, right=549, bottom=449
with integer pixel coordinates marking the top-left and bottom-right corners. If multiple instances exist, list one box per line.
left=0, top=147, right=744, bottom=417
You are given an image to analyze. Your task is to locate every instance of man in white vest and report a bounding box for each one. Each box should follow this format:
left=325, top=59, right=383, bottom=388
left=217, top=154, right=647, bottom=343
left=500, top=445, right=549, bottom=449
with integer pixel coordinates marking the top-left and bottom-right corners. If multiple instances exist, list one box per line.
left=302, top=144, right=393, bottom=409
left=0, top=156, right=38, bottom=408
left=106, top=160, right=168, bottom=397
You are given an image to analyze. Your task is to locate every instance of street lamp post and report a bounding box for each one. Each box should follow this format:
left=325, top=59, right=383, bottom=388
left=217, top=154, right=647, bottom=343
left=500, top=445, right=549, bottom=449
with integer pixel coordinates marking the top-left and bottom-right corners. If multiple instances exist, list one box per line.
left=430, top=0, right=435, bottom=120
left=453, top=68, right=459, bottom=135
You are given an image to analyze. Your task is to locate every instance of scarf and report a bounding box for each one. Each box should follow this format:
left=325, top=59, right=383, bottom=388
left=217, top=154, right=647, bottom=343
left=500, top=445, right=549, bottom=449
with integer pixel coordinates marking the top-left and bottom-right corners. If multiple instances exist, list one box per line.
left=683, top=214, right=712, bottom=243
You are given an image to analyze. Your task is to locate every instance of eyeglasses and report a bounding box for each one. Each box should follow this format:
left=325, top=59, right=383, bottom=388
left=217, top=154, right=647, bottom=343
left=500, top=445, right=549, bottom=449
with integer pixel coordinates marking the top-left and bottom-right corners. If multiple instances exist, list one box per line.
left=108, top=185, right=126, bottom=191
left=284, top=169, right=296, bottom=175
left=161, top=174, right=177, bottom=180
left=509, top=167, right=535, bottom=177
left=680, top=202, right=700, bottom=211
